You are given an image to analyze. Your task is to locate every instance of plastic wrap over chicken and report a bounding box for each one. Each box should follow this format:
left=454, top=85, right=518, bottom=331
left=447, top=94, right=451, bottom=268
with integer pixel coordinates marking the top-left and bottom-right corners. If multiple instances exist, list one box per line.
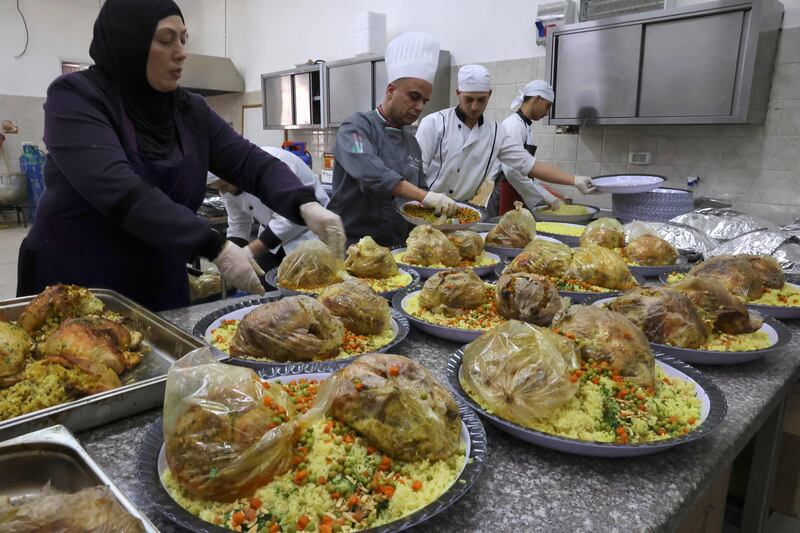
left=318, top=279, right=391, bottom=335
left=606, top=286, right=709, bottom=348
left=345, top=236, right=399, bottom=279
left=687, top=255, right=768, bottom=300
left=623, top=221, right=679, bottom=266
left=277, top=240, right=346, bottom=290
left=460, top=320, right=580, bottom=424
left=704, top=230, right=800, bottom=274
left=671, top=208, right=778, bottom=241
left=485, top=201, right=537, bottom=248
left=505, top=239, right=573, bottom=278
left=163, top=348, right=326, bottom=501
left=568, top=244, right=638, bottom=290
left=632, top=221, right=718, bottom=255
left=230, top=295, right=344, bottom=362
left=670, top=276, right=762, bottom=334
left=551, top=305, right=655, bottom=388
left=403, top=225, right=461, bottom=267
left=446, top=230, right=485, bottom=260
left=320, top=353, right=461, bottom=462
left=580, top=217, right=625, bottom=249
left=419, top=269, right=487, bottom=316
left=495, top=272, right=564, bottom=326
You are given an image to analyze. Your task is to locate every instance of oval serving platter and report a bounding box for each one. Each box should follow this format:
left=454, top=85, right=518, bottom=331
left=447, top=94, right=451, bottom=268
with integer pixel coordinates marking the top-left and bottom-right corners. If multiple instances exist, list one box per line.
left=265, top=267, right=420, bottom=300
left=391, top=248, right=501, bottom=279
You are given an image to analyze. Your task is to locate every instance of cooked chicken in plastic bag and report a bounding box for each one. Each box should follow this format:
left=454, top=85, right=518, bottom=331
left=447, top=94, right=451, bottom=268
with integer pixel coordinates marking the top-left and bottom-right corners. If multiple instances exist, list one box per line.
left=345, top=236, right=399, bottom=279
left=419, top=269, right=487, bottom=316
left=671, top=275, right=762, bottom=334
left=485, top=201, right=537, bottom=248
left=607, top=286, right=709, bottom=348
left=230, top=295, right=344, bottom=362
left=17, top=284, right=104, bottom=336
left=277, top=240, right=346, bottom=290
left=164, top=348, right=325, bottom=502
left=447, top=230, right=485, bottom=260
left=460, top=320, right=580, bottom=424
left=403, top=225, right=461, bottom=267
left=580, top=218, right=625, bottom=249
left=496, top=273, right=564, bottom=326
left=318, top=279, right=391, bottom=335
left=552, top=305, right=655, bottom=388
left=0, top=484, right=145, bottom=532
left=505, top=239, right=573, bottom=278
left=321, top=353, right=461, bottom=462
left=626, top=235, right=679, bottom=266
left=687, top=255, right=766, bottom=300
left=568, top=245, right=638, bottom=290
left=743, top=254, right=785, bottom=289
left=0, top=321, right=33, bottom=387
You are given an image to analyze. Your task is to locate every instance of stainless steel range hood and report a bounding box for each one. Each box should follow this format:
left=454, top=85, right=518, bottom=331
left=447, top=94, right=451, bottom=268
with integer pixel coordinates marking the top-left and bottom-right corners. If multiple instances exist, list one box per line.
left=181, top=54, right=244, bottom=95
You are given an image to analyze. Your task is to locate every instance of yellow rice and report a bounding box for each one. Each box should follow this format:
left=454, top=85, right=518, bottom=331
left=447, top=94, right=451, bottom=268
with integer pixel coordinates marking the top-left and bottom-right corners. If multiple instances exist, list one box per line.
left=535, top=222, right=585, bottom=237
left=393, top=251, right=498, bottom=270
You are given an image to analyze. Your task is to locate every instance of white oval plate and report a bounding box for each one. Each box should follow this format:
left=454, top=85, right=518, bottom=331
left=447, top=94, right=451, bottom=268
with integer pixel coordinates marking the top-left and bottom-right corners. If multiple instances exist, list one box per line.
left=593, top=175, right=665, bottom=194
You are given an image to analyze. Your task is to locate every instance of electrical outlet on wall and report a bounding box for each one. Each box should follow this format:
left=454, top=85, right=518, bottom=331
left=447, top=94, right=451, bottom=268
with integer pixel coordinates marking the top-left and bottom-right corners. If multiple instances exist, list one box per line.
left=629, top=151, right=652, bottom=165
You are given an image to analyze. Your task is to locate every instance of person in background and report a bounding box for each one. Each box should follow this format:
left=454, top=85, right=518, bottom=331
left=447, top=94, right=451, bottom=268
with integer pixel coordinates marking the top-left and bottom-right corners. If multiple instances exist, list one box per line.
left=327, top=31, right=457, bottom=247
left=485, top=80, right=562, bottom=219
left=415, top=65, right=594, bottom=209
left=15, top=0, right=344, bottom=311
left=208, top=146, right=330, bottom=272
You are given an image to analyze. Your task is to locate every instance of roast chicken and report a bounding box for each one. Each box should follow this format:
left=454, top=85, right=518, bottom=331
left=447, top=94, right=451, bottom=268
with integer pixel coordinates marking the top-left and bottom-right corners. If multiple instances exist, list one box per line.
left=687, top=255, right=766, bottom=300
left=671, top=275, right=762, bottom=334
left=318, top=279, right=391, bottom=335
left=625, top=234, right=679, bottom=266
left=419, top=269, right=487, bottom=316
left=495, top=272, right=563, bottom=326
left=0, top=321, right=35, bottom=387
left=17, top=284, right=104, bottom=337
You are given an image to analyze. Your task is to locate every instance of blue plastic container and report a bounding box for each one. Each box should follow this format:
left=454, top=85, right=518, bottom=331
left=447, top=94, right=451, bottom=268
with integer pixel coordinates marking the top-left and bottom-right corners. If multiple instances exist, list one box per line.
left=20, top=144, right=45, bottom=219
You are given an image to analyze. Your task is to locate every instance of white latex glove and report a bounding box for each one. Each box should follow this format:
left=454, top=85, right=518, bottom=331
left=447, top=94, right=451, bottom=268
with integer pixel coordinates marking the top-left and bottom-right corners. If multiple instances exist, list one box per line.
left=422, top=191, right=458, bottom=216
left=212, top=241, right=266, bottom=295
left=574, top=175, right=597, bottom=195
left=300, top=202, right=346, bottom=258
left=545, top=197, right=562, bottom=211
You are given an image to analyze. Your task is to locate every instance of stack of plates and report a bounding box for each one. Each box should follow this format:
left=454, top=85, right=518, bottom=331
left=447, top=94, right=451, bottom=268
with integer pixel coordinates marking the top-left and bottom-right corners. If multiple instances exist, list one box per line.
left=354, top=12, right=386, bottom=55
left=612, top=187, right=694, bottom=223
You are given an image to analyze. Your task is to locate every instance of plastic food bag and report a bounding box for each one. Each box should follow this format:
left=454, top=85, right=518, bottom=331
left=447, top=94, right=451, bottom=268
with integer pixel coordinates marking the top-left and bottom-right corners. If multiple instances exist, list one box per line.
left=419, top=269, right=487, bottom=316
left=277, top=240, right=346, bottom=290
left=687, top=255, right=766, bottom=300
left=319, top=353, right=461, bottom=462
left=230, top=295, right=344, bottom=362
left=505, top=239, right=573, bottom=277
left=552, top=305, right=655, bottom=388
left=495, top=272, right=564, bottom=326
left=580, top=218, right=625, bottom=249
left=318, top=279, right=391, bottom=335
left=624, top=220, right=659, bottom=243
left=671, top=275, right=762, bottom=334
left=743, top=255, right=785, bottom=289
left=607, top=286, right=709, bottom=348
left=568, top=245, right=638, bottom=290
left=625, top=234, right=679, bottom=266
left=485, top=201, right=537, bottom=248
left=460, top=320, right=580, bottom=424
left=163, top=349, right=324, bottom=501
left=403, top=225, right=461, bottom=267
left=447, top=230, right=485, bottom=260
left=345, top=236, right=399, bottom=279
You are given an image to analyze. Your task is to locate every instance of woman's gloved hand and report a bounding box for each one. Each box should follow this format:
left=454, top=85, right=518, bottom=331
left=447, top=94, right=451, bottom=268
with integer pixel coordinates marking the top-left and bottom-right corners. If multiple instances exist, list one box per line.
left=212, top=241, right=266, bottom=295
left=422, top=191, right=458, bottom=216
left=545, top=197, right=562, bottom=211
left=574, top=175, right=597, bottom=195
left=300, top=202, right=346, bottom=258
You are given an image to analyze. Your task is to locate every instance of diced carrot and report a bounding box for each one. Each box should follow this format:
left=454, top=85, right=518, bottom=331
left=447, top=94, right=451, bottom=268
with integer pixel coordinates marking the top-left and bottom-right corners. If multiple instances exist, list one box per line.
left=323, top=420, right=334, bottom=434
left=320, top=525, right=332, bottom=533
left=293, top=469, right=309, bottom=484
left=321, top=515, right=334, bottom=525
left=381, top=485, right=395, bottom=498
left=389, top=365, right=400, bottom=377
left=318, top=476, right=327, bottom=485
left=688, top=417, right=697, bottom=425
left=263, top=396, right=273, bottom=407
left=269, top=524, right=280, bottom=533
left=232, top=510, right=245, bottom=527
left=244, top=507, right=257, bottom=522
left=355, top=383, right=364, bottom=391
left=348, top=494, right=360, bottom=506
left=297, top=515, right=310, bottom=529
left=250, top=497, right=262, bottom=509
left=412, top=480, right=423, bottom=491
left=352, top=510, right=366, bottom=522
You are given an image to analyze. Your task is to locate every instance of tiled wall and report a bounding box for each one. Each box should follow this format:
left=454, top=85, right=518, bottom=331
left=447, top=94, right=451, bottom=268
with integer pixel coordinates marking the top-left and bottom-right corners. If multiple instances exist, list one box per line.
left=0, top=95, right=46, bottom=173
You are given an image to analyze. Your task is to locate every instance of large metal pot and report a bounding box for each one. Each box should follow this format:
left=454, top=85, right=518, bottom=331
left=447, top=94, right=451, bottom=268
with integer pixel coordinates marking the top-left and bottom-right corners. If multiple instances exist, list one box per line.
left=0, top=172, right=27, bottom=206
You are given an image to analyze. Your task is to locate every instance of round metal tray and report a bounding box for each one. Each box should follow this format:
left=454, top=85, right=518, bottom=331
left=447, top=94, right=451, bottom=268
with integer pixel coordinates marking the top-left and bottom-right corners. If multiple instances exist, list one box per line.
left=532, top=203, right=599, bottom=224
left=265, top=267, right=420, bottom=300
left=628, top=256, right=689, bottom=279
left=396, top=200, right=482, bottom=231
left=193, top=296, right=410, bottom=371
left=448, top=349, right=726, bottom=457
left=391, top=248, right=501, bottom=279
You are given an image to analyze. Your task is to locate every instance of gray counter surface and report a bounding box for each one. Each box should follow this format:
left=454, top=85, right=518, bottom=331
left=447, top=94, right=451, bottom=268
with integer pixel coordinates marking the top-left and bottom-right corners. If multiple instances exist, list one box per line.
left=78, top=294, right=800, bottom=532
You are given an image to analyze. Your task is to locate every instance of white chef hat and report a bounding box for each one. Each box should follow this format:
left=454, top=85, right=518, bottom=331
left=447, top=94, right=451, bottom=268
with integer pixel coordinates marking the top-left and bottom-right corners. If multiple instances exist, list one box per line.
left=206, top=171, right=221, bottom=185
left=458, top=64, right=491, bottom=92
left=510, top=79, right=555, bottom=109
left=385, top=31, right=440, bottom=85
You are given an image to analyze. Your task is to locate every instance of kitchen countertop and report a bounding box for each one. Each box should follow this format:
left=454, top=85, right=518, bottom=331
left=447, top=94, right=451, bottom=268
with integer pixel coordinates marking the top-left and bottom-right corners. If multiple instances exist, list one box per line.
left=78, top=294, right=800, bottom=532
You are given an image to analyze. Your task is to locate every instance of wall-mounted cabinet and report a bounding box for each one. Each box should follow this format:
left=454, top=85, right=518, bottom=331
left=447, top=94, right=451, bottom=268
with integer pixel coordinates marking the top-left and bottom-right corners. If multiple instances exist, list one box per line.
left=546, top=0, right=783, bottom=125
left=261, top=64, right=324, bottom=129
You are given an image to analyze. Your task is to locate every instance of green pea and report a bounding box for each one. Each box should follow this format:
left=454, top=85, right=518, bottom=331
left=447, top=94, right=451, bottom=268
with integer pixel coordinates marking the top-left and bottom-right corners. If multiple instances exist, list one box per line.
left=306, top=523, right=315, bottom=531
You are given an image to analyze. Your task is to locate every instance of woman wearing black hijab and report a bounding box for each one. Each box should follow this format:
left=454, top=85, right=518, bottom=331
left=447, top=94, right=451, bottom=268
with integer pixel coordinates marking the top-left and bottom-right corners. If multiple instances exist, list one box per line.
left=16, top=0, right=345, bottom=311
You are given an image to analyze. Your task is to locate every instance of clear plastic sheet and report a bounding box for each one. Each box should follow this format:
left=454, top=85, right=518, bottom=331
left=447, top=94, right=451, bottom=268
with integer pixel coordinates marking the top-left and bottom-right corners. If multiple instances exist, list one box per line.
left=318, top=279, right=392, bottom=335
left=495, top=272, right=564, bottom=326
left=505, top=240, right=573, bottom=278
left=322, top=353, right=461, bottom=462
left=446, top=230, right=485, bottom=260
left=277, top=240, right=346, bottom=290
left=460, top=320, right=580, bottom=424
left=568, top=244, right=638, bottom=290
left=705, top=229, right=800, bottom=274
left=579, top=218, right=625, bottom=249
left=230, top=295, right=344, bottom=362
left=624, top=221, right=658, bottom=242
left=345, top=236, right=399, bottom=279
left=642, top=221, right=719, bottom=255
left=606, top=286, right=709, bottom=348
left=552, top=305, right=655, bottom=388
left=671, top=208, right=778, bottom=241
left=671, top=276, right=762, bottom=334
left=419, top=269, right=487, bottom=316
left=687, top=255, right=767, bottom=300
left=485, top=201, right=537, bottom=248
left=163, top=348, right=326, bottom=502
left=403, top=225, right=461, bottom=267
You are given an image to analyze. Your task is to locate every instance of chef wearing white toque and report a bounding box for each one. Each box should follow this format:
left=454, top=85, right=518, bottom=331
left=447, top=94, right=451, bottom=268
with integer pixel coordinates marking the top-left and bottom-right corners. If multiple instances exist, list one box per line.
left=327, top=31, right=458, bottom=247
left=416, top=65, right=595, bottom=208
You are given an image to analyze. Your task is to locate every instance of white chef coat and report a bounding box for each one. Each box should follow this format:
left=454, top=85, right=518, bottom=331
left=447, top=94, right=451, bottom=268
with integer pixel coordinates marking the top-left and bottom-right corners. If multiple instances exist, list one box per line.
left=491, top=111, right=558, bottom=208
left=415, top=106, right=536, bottom=203
left=222, top=146, right=329, bottom=254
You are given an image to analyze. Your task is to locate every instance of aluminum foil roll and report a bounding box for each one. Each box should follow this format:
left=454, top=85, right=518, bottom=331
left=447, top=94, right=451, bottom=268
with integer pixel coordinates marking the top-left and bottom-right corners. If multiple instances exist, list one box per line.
left=704, top=229, right=800, bottom=273
left=670, top=208, right=778, bottom=241
left=634, top=221, right=719, bottom=254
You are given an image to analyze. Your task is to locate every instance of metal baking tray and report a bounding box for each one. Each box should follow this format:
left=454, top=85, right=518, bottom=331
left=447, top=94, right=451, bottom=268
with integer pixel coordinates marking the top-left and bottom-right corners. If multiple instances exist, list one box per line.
left=0, top=424, right=158, bottom=531
left=0, top=288, right=207, bottom=440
